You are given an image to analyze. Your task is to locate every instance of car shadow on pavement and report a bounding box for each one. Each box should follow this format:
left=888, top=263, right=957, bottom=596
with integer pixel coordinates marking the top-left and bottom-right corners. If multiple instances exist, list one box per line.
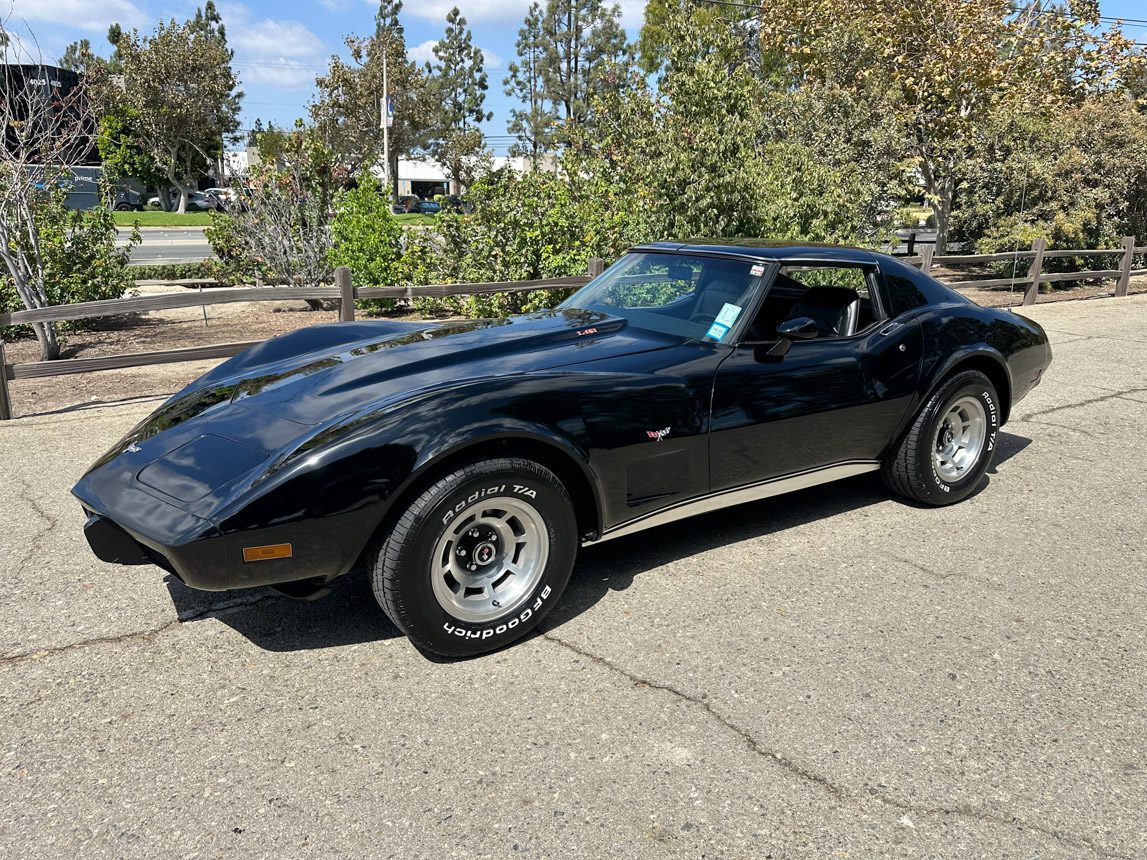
left=164, top=430, right=1032, bottom=656
left=165, top=570, right=403, bottom=652
left=544, top=429, right=1033, bottom=637
left=987, top=430, right=1031, bottom=474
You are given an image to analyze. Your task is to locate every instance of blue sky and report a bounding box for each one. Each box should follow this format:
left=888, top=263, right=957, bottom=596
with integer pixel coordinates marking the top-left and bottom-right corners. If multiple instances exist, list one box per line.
left=3, top=0, right=1145, bottom=154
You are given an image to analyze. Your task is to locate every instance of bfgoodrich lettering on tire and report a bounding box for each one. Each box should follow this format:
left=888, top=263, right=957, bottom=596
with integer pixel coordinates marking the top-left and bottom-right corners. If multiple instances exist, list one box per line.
left=369, top=457, right=577, bottom=657
left=882, top=370, right=1001, bottom=506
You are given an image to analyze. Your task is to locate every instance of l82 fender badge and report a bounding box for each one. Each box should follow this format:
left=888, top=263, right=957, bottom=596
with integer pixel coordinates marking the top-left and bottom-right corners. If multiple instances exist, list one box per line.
left=646, top=427, right=670, bottom=442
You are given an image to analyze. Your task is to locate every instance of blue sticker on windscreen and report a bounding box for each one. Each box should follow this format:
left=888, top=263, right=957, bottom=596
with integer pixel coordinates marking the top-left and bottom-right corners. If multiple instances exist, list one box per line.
left=706, top=322, right=730, bottom=341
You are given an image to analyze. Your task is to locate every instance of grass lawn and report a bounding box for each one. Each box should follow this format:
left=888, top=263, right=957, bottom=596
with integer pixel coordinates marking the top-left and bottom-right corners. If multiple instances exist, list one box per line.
left=113, top=211, right=214, bottom=227
left=393, top=213, right=438, bottom=226
left=114, top=211, right=437, bottom=228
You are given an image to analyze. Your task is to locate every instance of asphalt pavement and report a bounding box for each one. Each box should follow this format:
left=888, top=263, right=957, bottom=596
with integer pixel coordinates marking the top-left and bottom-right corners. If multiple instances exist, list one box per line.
left=117, top=227, right=213, bottom=265
left=1, top=296, right=1145, bottom=858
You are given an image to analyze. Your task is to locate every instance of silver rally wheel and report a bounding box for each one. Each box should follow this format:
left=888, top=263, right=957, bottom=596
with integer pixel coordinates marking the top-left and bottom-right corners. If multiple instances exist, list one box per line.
left=932, top=394, right=988, bottom=483
left=370, top=456, right=577, bottom=657
left=431, top=496, right=550, bottom=623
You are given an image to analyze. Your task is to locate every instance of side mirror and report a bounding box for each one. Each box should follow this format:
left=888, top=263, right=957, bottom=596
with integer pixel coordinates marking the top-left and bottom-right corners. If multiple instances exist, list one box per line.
left=776, top=316, right=820, bottom=340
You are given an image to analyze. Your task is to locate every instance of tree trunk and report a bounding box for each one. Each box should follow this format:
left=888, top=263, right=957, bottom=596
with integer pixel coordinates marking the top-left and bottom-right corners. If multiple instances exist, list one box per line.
left=176, top=186, right=189, bottom=215
left=931, top=175, right=954, bottom=254
left=31, top=320, right=60, bottom=361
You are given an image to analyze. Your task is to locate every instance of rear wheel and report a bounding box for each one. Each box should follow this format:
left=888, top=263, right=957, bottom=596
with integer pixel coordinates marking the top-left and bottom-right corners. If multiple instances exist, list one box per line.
left=369, top=458, right=577, bottom=657
left=883, top=370, right=1001, bottom=505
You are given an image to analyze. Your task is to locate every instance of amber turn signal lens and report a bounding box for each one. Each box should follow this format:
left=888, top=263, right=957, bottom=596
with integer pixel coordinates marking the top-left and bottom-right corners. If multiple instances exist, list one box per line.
left=242, top=543, right=293, bottom=563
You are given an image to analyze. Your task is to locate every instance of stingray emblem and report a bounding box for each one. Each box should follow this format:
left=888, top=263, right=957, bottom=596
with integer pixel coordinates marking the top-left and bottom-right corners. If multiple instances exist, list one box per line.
left=646, top=427, right=671, bottom=442
left=124, top=442, right=143, bottom=454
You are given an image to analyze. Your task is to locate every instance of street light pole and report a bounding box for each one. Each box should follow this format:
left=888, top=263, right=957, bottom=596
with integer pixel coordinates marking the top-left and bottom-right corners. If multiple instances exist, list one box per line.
left=380, top=49, right=390, bottom=201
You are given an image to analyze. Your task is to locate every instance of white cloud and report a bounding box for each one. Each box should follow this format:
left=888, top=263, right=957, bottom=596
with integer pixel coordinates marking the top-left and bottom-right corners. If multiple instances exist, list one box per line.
left=405, top=1, right=646, bottom=33
left=7, top=0, right=147, bottom=32
left=408, top=39, right=502, bottom=70
left=407, top=38, right=438, bottom=65
left=232, top=19, right=325, bottom=59
left=218, top=4, right=328, bottom=90
left=615, top=0, right=646, bottom=30
left=405, top=1, right=532, bottom=25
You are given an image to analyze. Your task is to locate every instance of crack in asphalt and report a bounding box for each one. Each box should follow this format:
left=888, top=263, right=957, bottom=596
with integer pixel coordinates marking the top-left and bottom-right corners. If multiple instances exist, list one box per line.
left=889, top=555, right=998, bottom=586
left=539, top=629, right=1129, bottom=859
left=1021, top=417, right=1098, bottom=438
left=1018, top=386, right=1147, bottom=422
left=9, top=473, right=60, bottom=582
left=1039, top=328, right=1147, bottom=346
left=0, top=593, right=281, bottom=665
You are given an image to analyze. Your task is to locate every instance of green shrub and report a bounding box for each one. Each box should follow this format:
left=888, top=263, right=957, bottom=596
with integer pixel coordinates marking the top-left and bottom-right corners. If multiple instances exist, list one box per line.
left=401, top=165, right=642, bottom=318
left=2, top=199, right=137, bottom=341
left=204, top=211, right=270, bottom=286
left=329, top=177, right=404, bottom=313
left=129, top=261, right=216, bottom=281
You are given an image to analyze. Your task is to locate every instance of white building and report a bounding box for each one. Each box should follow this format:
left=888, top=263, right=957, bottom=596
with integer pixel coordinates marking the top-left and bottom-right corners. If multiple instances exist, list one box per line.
left=380, top=156, right=544, bottom=199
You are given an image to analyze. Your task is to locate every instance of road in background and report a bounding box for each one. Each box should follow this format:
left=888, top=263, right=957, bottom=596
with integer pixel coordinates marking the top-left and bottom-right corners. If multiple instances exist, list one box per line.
left=1, top=297, right=1145, bottom=858
left=116, top=227, right=213, bottom=266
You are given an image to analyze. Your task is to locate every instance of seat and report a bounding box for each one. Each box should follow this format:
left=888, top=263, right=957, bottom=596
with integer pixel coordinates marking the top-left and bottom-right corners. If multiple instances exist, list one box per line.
left=691, top=261, right=748, bottom=322
left=782, top=286, right=861, bottom=337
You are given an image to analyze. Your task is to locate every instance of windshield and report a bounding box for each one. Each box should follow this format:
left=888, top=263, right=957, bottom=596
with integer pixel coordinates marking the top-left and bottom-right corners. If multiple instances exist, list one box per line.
left=558, top=251, right=767, bottom=342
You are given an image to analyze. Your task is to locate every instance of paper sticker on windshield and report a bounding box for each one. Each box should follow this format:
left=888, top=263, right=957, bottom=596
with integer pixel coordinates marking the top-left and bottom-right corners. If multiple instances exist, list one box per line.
left=706, top=322, right=730, bottom=341
left=750, top=264, right=766, bottom=277
left=715, top=303, right=742, bottom=328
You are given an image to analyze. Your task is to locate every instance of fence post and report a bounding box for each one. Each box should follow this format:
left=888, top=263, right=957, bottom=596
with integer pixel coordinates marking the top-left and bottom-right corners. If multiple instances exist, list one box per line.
left=1116, top=235, right=1135, bottom=298
left=906, top=232, right=916, bottom=257
left=0, top=340, right=12, bottom=421
left=336, top=267, right=355, bottom=322
left=587, top=258, right=604, bottom=278
left=919, top=244, right=934, bottom=273
left=1022, top=238, right=1047, bottom=306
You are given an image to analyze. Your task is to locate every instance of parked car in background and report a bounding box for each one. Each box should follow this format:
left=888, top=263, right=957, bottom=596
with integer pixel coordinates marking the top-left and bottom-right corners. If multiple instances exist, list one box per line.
left=392, top=195, right=420, bottom=214
left=111, top=189, right=143, bottom=211
left=442, top=195, right=473, bottom=214
left=146, top=190, right=222, bottom=212
left=411, top=200, right=441, bottom=215
left=203, top=187, right=236, bottom=206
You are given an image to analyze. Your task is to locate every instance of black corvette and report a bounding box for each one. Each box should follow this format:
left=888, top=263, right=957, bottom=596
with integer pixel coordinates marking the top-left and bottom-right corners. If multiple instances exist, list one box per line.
left=74, top=241, right=1052, bottom=656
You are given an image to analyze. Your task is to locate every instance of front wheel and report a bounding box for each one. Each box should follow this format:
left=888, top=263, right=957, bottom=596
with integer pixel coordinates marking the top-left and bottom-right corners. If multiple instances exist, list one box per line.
left=882, top=370, right=1001, bottom=505
left=369, top=458, right=577, bottom=657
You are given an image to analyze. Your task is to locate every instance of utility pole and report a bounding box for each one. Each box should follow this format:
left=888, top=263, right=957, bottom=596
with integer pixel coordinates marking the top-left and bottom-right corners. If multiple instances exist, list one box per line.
left=380, top=49, right=391, bottom=202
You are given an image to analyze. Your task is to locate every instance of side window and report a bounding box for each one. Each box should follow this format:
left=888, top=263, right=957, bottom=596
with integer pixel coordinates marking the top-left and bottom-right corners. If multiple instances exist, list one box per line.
left=784, top=265, right=871, bottom=301
left=747, top=264, right=881, bottom=340
left=879, top=271, right=930, bottom=318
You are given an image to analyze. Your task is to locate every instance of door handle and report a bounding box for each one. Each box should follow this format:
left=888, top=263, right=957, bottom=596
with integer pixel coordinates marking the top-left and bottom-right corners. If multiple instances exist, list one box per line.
left=879, top=321, right=903, bottom=336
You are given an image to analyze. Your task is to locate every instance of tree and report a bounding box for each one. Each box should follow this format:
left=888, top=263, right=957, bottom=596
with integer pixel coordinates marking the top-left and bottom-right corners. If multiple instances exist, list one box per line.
left=504, top=2, right=556, bottom=162
left=537, top=0, right=631, bottom=142
left=756, top=0, right=1137, bottom=251
left=0, top=56, right=135, bottom=360
left=423, top=7, right=492, bottom=191
left=57, top=39, right=93, bottom=72
left=576, top=11, right=876, bottom=245
left=93, top=11, right=241, bottom=213
left=311, top=1, right=428, bottom=198
left=208, top=132, right=337, bottom=301
left=97, top=109, right=165, bottom=191
left=637, top=0, right=748, bottom=74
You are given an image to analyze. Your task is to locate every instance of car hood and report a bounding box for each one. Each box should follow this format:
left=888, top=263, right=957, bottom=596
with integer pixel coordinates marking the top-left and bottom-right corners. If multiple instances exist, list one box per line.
left=85, top=308, right=681, bottom=474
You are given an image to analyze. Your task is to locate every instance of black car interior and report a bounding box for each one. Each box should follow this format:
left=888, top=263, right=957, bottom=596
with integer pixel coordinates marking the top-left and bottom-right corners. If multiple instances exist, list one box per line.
left=746, top=272, right=877, bottom=341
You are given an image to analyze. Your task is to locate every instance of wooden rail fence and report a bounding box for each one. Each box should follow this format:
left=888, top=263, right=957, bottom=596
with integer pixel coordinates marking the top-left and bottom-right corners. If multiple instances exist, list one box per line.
left=0, top=242, right=1143, bottom=420
left=0, top=260, right=602, bottom=420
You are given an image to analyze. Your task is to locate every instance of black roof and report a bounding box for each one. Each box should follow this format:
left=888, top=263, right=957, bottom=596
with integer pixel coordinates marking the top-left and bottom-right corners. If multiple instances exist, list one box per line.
left=631, top=239, right=891, bottom=263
